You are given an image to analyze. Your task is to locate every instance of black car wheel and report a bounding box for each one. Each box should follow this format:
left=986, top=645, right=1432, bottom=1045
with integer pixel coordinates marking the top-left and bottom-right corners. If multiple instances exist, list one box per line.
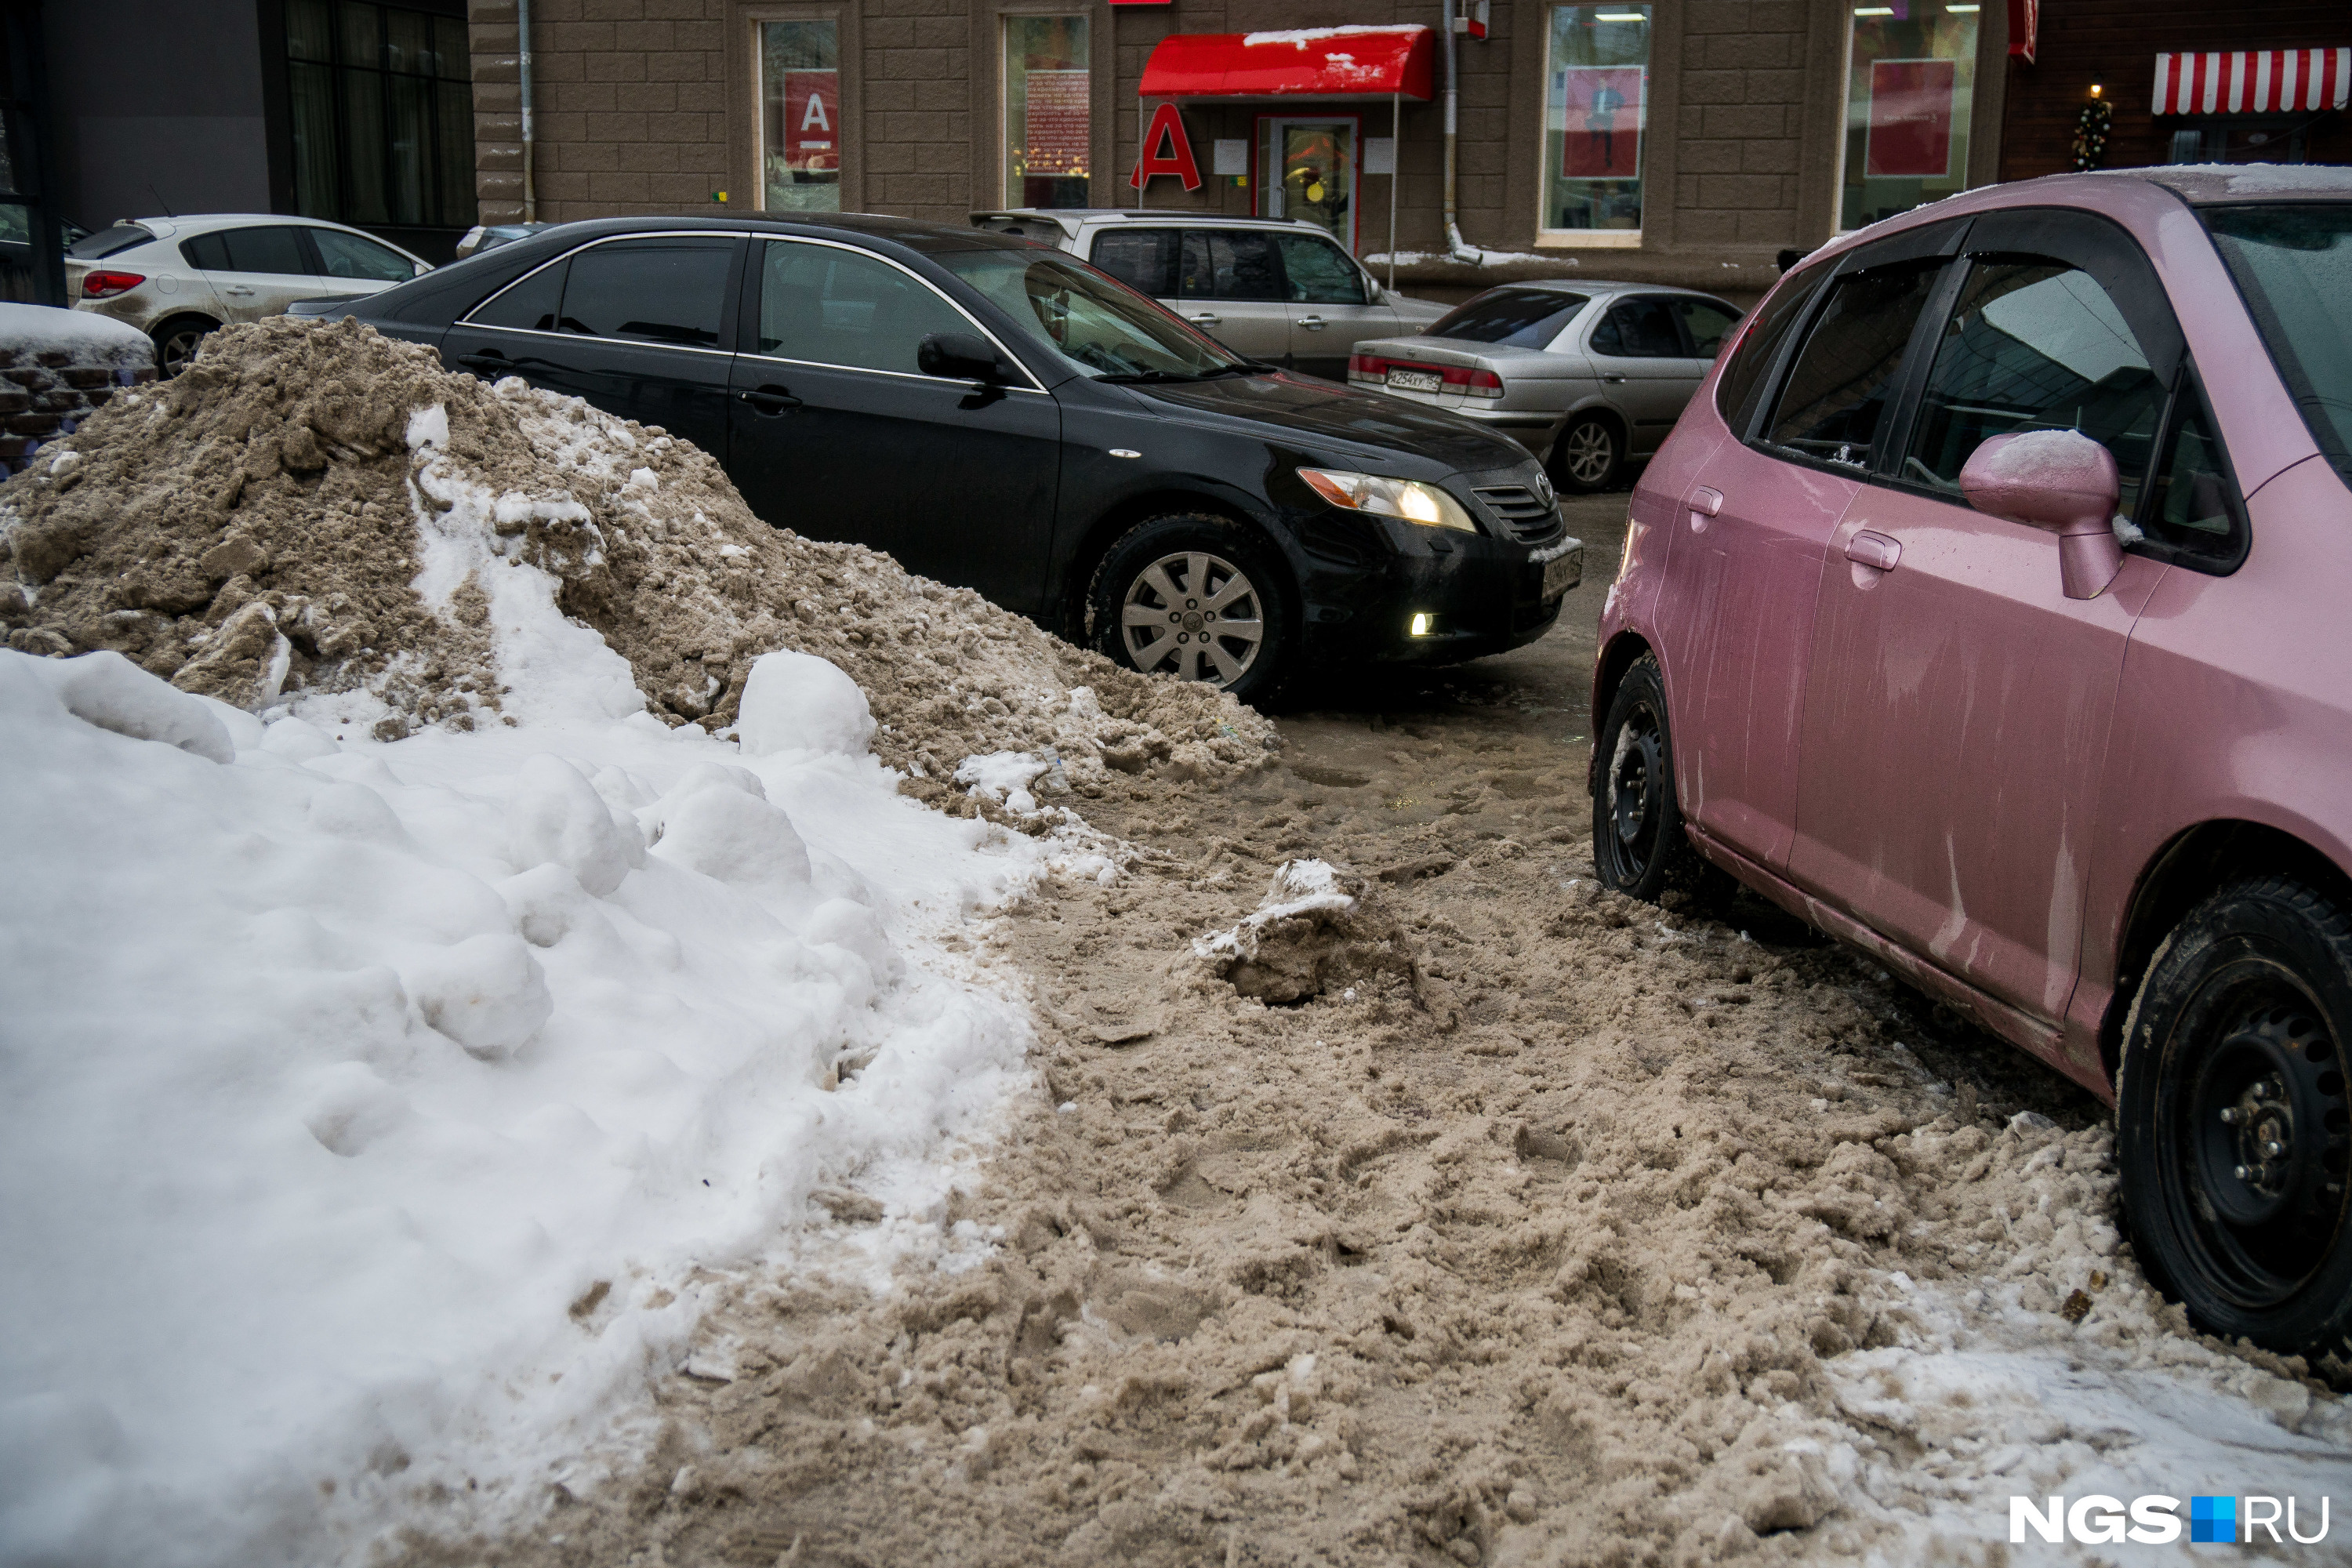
left=2118, top=876, right=2352, bottom=1365
left=1589, top=654, right=1708, bottom=902
left=1549, top=414, right=1623, bottom=495
left=1088, top=514, right=1290, bottom=705
left=151, top=316, right=220, bottom=379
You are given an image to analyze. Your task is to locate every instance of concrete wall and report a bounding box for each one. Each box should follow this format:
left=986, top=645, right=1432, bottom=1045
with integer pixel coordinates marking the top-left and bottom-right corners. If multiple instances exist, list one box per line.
left=41, top=1, right=275, bottom=230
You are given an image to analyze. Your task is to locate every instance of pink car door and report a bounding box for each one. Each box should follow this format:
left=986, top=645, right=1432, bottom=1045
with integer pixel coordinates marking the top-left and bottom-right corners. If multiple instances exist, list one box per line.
left=1784, top=213, right=2186, bottom=1040
left=1657, top=226, right=1958, bottom=869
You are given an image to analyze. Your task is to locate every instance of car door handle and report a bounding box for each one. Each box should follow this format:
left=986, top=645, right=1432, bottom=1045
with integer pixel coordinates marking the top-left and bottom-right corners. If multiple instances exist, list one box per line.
left=1185, top=312, right=1221, bottom=326
left=737, top=387, right=802, bottom=416
left=1688, top=486, right=1722, bottom=532
left=1298, top=314, right=1327, bottom=330
left=1600, top=373, right=1625, bottom=383
left=457, top=352, right=510, bottom=372
left=1845, top=531, right=1901, bottom=572
left=224, top=286, right=256, bottom=297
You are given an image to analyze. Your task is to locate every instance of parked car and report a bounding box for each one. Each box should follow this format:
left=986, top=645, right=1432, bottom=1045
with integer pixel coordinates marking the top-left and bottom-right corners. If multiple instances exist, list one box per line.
left=1350, top=281, right=1744, bottom=496
left=970, top=209, right=1450, bottom=382
left=1590, top=165, right=2352, bottom=1361
left=307, top=215, right=1580, bottom=701
left=65, top=215, right=432, bottom=376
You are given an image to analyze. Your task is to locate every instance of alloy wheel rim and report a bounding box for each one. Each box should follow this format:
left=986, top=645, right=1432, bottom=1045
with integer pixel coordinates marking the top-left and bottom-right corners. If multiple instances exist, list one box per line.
left=1563, top=423, right=1613, bottom=485
left=2163, top=967, right=2350, bottom=1309
left=1120, top=550, right=1265, bottom=687
left=161, top=331, right=202, bottom=377
left=1605, top=702, right=1664, bottom=879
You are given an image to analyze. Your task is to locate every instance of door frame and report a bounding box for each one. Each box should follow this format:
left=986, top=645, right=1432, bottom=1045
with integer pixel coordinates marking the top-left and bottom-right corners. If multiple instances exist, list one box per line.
left=1250, top=113, right=1363, bottom=255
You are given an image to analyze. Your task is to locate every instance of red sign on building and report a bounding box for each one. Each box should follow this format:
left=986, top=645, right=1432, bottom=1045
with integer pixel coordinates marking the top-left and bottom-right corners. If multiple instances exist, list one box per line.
left=1865, top=59, right=1956, bottom=179
left=1129, top=101, right=1204, bottom=191
left=782, top=69, right=840, bottom=172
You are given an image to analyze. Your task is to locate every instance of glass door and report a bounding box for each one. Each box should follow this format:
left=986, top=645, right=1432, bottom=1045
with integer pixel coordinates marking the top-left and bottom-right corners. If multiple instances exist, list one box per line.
left=1256, top=118, right=1358, bottom=252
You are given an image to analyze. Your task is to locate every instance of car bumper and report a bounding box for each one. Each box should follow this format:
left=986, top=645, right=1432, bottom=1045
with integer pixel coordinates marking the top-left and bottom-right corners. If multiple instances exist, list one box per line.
left=1346, top=381, right=1566, bottom=456
left=1291, top=521, right=1582, bottom=666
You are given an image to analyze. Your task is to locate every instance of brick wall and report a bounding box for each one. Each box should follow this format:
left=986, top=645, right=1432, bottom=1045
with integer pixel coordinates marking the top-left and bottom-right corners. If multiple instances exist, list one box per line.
left=1672, top=0, right=1809, bottom=249
left=0, top=345, right=158, bottom=477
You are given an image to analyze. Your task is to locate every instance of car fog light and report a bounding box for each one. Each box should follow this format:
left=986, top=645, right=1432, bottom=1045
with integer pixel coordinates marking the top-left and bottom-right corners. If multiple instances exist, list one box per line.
left=1410, top=612, right=1436, bottom=637
left=1298, top=468, right=1479, bottom=533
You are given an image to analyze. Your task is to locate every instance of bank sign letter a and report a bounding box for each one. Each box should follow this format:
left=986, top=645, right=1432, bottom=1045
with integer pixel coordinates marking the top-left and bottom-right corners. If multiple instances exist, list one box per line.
left=1130, top=102, right=1203, bottom=191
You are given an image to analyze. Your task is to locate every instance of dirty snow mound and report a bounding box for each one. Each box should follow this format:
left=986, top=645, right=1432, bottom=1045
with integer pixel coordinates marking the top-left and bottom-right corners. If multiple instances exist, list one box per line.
left=0, top=317, right=1276, bottom=786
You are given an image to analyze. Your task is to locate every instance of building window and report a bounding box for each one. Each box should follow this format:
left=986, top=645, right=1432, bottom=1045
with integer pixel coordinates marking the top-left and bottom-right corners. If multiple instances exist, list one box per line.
left=1541, top=5, right=1649, bottom=241
left=285, top=0, right=476, bottom=230
left=1838, top=3, right=1979, bottom=231
left=1004, top=16, right=1089, bottom=208
left=762, top=20, right=841, bottom=213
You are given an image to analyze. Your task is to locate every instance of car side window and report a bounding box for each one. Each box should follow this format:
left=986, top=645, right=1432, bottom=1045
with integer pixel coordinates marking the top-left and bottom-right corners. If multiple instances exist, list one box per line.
left=558, top=237, right=735, bottom=347
left=186, top=226, right=310, bottom=275
left=1590, top=296, right=1683, bottom=358
left=470, top=260, right=565, bottom=332
left=1178, top=231, right=1282, bottom=303
left=1090, top=230, right=1180, bottom=299
left=1714, top=262, right=1831, bottom=429
left=1275, top=234, right=1367, bottom=306
left=1673, top=297, right=1741, bottom=358
left=310, top=228, right=416, bottom=282
left=1901, top=260, right=2168, bottom=509
left=2142, top=390, right=2242, bottom=562
left=757, top=240, right=977, bottom=376
left=1761, top=263, right=1943, bottom=468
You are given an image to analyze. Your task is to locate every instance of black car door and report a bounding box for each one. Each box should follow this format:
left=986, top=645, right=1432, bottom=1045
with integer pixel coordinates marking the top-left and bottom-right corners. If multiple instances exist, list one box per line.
left=438, top=234, right=742, bottom=459
left=725, top=237, right=1061, bottom=614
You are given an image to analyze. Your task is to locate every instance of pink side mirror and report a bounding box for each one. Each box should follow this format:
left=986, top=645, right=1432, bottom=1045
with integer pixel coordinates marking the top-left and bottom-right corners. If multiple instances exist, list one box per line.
left=1958, top=430, right=2124, bottom=601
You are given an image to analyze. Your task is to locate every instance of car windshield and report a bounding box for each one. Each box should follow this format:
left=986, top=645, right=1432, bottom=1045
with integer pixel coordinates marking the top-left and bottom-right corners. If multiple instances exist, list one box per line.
left=67, top=223, right=153, bottom=260
left=933, top=248, right=1247, bottom=382
left=2201, top=202, right=2352, bottom=480
left=1427, top=288, right=1589, bottom=349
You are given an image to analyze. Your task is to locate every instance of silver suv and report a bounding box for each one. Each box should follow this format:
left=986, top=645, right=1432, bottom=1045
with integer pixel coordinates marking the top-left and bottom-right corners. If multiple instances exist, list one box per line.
left=971, top=209, right=1447, bottom=381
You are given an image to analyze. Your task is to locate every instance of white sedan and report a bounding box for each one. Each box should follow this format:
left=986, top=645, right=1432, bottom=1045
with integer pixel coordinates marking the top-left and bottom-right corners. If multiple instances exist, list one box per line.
left=65, top=215, right=431, bottom=377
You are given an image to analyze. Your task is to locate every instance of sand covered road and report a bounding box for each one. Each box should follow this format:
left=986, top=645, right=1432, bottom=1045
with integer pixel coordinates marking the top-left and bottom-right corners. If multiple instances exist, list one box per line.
left=421, top=496, right=2352, bottom=1568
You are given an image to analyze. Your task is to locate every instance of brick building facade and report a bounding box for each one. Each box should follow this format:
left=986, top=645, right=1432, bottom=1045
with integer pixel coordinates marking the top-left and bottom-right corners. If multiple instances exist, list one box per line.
left=460, top=0, right=2016, bottom=302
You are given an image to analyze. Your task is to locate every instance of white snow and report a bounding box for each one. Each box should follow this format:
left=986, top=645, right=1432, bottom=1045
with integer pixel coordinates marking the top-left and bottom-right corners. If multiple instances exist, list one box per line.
left=955, top=750, right=1054, bottom=815
left=737, top=649, right=877, bottom=760
left=0, top=459, right=1062, bottom=1565
left=1242, top=24, right=1426, bottom=46
left=4, top=303, right=154, bottom=368
left=1363, top=247, right=1558, bottom=268
left=1192, top=858, right=1356, bottom=960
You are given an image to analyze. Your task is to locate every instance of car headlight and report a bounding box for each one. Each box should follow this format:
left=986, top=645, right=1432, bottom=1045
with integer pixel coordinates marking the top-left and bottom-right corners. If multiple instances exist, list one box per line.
left=1297, top=468, right=1479, bottom=533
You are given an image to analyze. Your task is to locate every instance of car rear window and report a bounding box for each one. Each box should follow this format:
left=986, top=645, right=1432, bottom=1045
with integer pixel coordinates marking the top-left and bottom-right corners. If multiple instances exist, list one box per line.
left=2200, top=202, right=2352, bottom=482
left=69, top=224, right=154, bottom=260
left=1091, top=229, right=1179, bottom=298
left=1714, top=263, right=1830, bottom=430
left=181, top=226, right=313, bottom=275
left=1427, top=288, right=1588, bottom=348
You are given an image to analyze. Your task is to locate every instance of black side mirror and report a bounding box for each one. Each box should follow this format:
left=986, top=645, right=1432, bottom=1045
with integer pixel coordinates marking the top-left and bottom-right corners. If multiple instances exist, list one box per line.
left=918, top=331, right=1008, bottom=384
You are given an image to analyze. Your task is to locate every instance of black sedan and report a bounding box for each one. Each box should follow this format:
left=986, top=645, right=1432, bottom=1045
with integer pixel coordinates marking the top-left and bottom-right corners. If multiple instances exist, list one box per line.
left=300, top=215, right=1579, bottom=701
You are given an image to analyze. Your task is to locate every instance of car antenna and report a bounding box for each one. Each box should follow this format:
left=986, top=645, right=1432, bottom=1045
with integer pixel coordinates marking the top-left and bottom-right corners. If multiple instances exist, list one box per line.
left=148, top=183, right=176, bottom=219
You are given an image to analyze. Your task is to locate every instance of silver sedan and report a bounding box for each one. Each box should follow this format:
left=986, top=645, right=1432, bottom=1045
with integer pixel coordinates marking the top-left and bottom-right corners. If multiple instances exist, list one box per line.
left=1348, top=281, right=1744, bottom=493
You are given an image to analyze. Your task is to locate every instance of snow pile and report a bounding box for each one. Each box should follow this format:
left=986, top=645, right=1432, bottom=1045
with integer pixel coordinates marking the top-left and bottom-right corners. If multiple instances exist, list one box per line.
left=0, top=634, right=1057, bottom=1568
left=0, top=316, right=1278, bottom=789
left=0, top=302, right=154, bottom=368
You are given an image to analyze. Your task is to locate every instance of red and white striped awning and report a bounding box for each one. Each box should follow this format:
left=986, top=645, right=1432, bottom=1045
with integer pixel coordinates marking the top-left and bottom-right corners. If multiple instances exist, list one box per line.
left=2153, top=49, right=2350, bottom=115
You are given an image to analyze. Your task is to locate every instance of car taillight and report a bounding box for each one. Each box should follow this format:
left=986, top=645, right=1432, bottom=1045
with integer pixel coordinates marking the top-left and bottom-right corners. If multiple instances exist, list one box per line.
left=81, top=271, right=145, bottom=299
left=1353, top=354, right=1506, bottom=399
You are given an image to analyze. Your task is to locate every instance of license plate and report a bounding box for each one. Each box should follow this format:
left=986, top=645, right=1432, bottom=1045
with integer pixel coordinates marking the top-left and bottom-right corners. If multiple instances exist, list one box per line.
left=1541, top=548, right=1581, bottom=599
left=1385, top=367, right=1443, bottom=394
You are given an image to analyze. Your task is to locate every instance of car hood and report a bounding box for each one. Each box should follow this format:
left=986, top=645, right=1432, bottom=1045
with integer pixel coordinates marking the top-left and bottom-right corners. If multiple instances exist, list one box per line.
left=1131, top=371, right=1530, bottom=472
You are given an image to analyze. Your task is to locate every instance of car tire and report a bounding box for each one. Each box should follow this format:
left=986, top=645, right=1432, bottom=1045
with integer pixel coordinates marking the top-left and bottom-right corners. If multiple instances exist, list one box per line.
left=1589, top=654, right=1709, bottom=902
left=1087, top=514, right=1291, bottom=706
left=1548, top=414, right=1623, bottom=495
left=2116, top=875, right=2352, bottom=1366
left=151, top=315, right=220, bottom=379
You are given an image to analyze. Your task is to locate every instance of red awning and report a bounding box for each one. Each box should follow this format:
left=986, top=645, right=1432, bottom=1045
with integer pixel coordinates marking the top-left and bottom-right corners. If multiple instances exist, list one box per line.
left=2153, top=49, right=2350, bottom=114
left=1138, top=27, right=1436, bottom=101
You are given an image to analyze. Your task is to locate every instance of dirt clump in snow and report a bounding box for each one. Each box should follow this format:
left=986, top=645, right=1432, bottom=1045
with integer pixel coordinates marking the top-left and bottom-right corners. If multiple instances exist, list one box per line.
left=0, top=317, right=1274, bottom=786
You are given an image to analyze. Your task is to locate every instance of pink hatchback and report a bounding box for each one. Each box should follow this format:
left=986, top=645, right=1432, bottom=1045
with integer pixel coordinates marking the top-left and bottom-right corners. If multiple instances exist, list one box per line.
left=1591, top=166, right=2352, bottom=1365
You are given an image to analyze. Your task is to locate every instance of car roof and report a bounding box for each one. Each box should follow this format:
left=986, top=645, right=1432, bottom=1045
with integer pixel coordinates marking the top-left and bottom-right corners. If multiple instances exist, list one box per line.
left=492, top=212, right=1036, bottom=256
left=2130, top=163, right=2352, bottom=205
left=974, top=209, right=1320, bottom=231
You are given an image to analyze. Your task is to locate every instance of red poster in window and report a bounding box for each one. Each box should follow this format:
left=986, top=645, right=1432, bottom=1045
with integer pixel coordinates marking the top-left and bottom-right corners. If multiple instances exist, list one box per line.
left=1865, top=59, right=1955, bottom=178
left=1023, top=69, right=1089, bottom=176
left=782, top=69, right=840, bottom=172
left=1559, top=67, right=1643, bottom=180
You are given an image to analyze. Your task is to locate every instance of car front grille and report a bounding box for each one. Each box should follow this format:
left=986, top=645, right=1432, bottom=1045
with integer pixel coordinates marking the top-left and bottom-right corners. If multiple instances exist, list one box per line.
left=1471, top=484, right=1564, bottom=543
